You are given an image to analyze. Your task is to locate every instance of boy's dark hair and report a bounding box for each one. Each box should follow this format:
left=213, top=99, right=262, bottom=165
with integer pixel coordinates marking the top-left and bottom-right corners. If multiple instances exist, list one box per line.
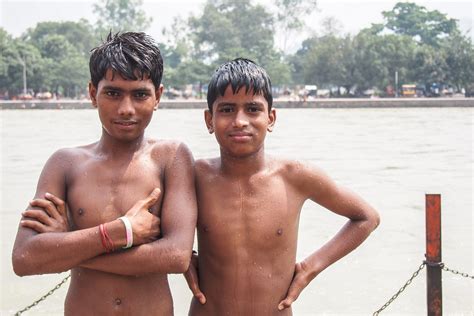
left=89, top=32, right=163, bottom=88
left=207, top=58, right=273, bottom=112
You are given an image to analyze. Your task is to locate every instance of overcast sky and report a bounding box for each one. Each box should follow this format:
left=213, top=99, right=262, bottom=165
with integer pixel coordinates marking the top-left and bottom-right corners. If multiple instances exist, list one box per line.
left=1, top=0, right=472, bottom=51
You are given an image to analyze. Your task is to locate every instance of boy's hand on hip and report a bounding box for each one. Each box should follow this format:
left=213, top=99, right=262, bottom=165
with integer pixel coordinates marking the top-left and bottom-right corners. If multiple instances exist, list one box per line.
left=184, top=252, right=206, bottom=304
left=278, top=261, right=312, bottom=311
left=21, top=193, right=69, bottom=233
left=125, top=188, right=161, bottom=245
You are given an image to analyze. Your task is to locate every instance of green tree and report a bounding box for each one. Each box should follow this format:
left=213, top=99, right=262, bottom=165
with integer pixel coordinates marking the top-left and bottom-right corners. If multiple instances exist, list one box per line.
left=381, top=2, right=458, bottom=46
left=292, top=35, right=348, bottom=87
left=23, top=20, right=96, bottom=56
left=273, top=0, right=318, bottom=52
left=188, top=0, right=290, bottom=85
left=441, top=33, right=474, bottom=91
left=93, top=0, right=152, bottom=35
left=2, top=37, right=43, bottom=96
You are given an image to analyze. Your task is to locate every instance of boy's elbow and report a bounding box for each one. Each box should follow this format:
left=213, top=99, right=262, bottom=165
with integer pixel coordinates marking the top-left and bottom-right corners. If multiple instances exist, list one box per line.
left=370, top=210, right=381, bottom=231
left=171, top=249, right=191, bottom=273
left=12, top=251, right=33, bottom=277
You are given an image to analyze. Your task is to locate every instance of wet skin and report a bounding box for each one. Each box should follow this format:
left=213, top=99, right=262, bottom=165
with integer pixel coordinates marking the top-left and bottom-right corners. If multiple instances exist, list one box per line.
left=187, top=86, right=380, bottom=315
left=12, top=70, right=197, bottom=315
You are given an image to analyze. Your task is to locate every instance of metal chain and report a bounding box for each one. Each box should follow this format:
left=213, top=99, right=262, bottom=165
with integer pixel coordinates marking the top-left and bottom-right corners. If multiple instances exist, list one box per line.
left=373, top=262, right=426, bottom=316
left=14, top=274, right=70, bottom=316
left=441, top=263, right=474, bottom=279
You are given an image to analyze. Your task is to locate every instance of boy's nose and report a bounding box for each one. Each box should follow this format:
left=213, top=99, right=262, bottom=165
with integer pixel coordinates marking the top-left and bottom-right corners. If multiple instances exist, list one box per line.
left=118, top=96, right=135, bottom=116
left=232, top=110, right=249, bottom=128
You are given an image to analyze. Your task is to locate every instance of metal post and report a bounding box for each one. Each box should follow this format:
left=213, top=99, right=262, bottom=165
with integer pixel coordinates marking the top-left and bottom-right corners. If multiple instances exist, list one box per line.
left=425, top=194, right=442, bottom=316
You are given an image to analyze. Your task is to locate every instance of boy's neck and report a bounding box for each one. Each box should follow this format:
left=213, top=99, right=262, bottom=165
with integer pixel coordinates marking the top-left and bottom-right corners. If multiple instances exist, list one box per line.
left=219, top=148, right=267, bottom=177
left=97, top=132, right=147, bottom=158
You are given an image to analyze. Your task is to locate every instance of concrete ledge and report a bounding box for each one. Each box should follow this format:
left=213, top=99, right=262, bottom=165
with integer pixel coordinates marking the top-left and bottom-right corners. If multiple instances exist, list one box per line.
left=1, top=98, right=473, bottom=110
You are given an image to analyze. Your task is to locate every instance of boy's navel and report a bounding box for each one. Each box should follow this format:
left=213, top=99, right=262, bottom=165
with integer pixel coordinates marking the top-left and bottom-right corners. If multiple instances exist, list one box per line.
left=276, top=228, right=283, bottom=236
left=77, top=208, right=85, bottom=216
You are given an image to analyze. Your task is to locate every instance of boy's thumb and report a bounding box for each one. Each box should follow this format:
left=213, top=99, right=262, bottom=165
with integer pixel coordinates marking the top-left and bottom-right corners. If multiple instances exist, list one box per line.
left=145, top=188, right=161, bottom=207
left=196, top=292, right=206, bottom=305
left=278, top=298, right=292, bottom=311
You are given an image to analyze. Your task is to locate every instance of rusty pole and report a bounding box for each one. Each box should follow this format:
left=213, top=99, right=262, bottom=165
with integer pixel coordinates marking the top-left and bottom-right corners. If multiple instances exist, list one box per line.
left=425, top=194, right=442, bottom=316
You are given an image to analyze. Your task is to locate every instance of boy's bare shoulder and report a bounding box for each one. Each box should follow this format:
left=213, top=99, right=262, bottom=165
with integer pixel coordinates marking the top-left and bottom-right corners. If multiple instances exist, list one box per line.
left=147, top=138, right=193, bottom=162
left=269, top=156, right=329, bottom=186
left=47, top=143, right=98, bottom=164
left=195, top=157, right=220, bottom=176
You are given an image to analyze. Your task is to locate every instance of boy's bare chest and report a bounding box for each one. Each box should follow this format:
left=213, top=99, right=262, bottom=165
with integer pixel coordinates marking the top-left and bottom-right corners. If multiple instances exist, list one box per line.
left=197, top=175, right=301, bottom=251
left=66, top=158, right=163, bottom=229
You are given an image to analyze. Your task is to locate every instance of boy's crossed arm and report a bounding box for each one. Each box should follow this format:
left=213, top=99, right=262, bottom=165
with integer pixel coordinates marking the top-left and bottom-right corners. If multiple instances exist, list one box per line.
left=13, top=145, right=197, bottom=276
left=80, top=144, right=197, bottom=275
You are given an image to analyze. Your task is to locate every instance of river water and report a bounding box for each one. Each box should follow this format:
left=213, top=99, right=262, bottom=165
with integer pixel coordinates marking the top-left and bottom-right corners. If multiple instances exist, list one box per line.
left=1, top=108, right=472, bottom=315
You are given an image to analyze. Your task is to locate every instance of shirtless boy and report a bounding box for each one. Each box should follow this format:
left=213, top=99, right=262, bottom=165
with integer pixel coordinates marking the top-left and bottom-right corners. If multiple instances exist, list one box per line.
left=185, top=58, right=380, bottom=315
left=12, top=32, right=197, bottom=315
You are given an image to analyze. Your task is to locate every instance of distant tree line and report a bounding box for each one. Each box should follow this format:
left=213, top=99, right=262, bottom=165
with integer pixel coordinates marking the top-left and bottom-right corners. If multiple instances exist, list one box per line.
left=0, top=0, right=472, bottom=99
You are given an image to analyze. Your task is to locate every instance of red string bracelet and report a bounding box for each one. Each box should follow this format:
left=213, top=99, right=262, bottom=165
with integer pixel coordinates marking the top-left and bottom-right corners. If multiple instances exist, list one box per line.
left=99, top=224, right=110, bottom=253
left=102, top=223, right=115, bottom=252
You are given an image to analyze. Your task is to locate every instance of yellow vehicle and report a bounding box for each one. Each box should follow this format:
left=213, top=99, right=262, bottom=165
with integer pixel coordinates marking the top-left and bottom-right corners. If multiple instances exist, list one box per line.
left=401, top=84, right=416, bottom=97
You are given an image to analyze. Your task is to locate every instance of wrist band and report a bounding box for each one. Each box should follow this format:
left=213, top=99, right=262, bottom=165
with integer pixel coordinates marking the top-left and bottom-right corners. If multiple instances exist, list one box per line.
left=99, top=224, right=114, bottom=253
left=118, top=216, right=133, bottom=249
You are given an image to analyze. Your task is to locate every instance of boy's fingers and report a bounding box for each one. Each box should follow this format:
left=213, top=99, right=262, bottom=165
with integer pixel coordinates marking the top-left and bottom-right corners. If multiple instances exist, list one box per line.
left=184, top=265, right=206, bottom=304
left=30, top=199, right=59, bottom=219
left=188, top=279, right=206, bottom=304
left=45, top=192, right=67, bottom=217
left=196, top=293, right=207, bottom=305
left=21, top=219, right=47, bottom=233
left=143, top=188, right=161, bottom=208
left=278, top=297, right=293, bottom=311
left=23, top=209, right=51, bottom=225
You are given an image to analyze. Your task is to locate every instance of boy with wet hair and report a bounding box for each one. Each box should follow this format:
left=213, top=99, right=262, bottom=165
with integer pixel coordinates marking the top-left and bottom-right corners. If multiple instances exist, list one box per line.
left=12, top=32, right=197, bottom=315
left=185, top=58, right=380, bottom=315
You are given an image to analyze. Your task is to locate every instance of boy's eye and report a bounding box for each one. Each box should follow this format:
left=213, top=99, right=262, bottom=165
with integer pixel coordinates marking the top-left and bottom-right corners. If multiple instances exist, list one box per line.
left=248, top=106, right=259, bottom=112
left=134, top=92, right=149, bottom=99
left=219, top=106, right=234, bottom=113
left=105, top=90, right=119, bottom=97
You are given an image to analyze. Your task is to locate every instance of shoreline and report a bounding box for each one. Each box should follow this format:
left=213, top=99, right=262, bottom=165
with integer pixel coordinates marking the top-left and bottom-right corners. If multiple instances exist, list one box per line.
left=1, top=97, right=473, bottom=109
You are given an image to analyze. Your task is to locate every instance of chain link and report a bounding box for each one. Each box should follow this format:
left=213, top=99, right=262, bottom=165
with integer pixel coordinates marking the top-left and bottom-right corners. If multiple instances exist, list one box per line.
left=441, top=264, right=474, bottom=279
left=373, top=262, right=426, bottom=316
left=12, top=262, right=473, bottom=316
left=14, top=274, right=70, bottom=316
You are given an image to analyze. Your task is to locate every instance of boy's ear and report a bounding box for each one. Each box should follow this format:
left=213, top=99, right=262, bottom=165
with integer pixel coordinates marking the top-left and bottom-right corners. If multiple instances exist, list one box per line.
left=88, top=82, right=98, bottom=108
left=267, top=108, right=276, bottom=132
left=204, top=109, right=214, bottom=134
left=154, top=84, right=164, bottom=110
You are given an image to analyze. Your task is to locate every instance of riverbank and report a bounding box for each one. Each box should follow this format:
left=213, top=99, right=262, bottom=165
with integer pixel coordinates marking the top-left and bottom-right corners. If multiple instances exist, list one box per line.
left=1, top=97, right=473, bottom=109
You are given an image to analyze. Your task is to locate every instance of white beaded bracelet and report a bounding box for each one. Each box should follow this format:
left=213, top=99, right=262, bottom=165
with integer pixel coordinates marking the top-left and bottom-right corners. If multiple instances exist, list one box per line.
left=118, top=216, right=133, bottom=249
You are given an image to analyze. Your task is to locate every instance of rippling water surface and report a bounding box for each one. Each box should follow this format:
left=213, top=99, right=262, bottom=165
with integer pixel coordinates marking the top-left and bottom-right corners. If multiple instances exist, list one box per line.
left=1, top=108, right=472, bottom=315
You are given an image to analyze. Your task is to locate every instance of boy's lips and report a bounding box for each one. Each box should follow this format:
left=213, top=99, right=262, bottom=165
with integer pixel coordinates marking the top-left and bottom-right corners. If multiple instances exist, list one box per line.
left=229, top=131, right=252, bottom=142
left=114, top=120, right=138, bottom=129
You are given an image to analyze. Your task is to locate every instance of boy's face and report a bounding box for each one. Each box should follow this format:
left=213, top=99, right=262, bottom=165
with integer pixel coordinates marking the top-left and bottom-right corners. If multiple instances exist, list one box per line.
left=89, top=69, right=163, bottom=142
left=205, top=85, right=276, bottom=158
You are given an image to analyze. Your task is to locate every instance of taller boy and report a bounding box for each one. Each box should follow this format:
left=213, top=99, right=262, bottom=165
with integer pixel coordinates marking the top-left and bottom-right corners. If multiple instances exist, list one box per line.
left=12, top=32, right=197, bottom=315
left=186, top=58, right=380, bottom=315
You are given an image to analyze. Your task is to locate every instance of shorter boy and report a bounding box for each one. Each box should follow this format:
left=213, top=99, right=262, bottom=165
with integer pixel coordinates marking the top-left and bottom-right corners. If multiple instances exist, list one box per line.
left=185, top=58, right=380, bottom=315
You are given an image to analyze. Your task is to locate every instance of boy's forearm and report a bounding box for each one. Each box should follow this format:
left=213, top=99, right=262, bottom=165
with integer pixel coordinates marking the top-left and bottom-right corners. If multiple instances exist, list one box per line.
left=80, top=237, right=192, bottom=276
left=13, top=228, right=103, bottom=275
left=304, top=218, right=378, bottom=279
left=12, top=220, right=127, bottom=276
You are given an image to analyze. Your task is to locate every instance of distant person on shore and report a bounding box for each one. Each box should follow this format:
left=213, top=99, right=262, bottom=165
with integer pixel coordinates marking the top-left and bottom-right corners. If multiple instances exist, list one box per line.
left=12, top=32, right=197, bottom=315
left=184, top=58, right=380, bottom=315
